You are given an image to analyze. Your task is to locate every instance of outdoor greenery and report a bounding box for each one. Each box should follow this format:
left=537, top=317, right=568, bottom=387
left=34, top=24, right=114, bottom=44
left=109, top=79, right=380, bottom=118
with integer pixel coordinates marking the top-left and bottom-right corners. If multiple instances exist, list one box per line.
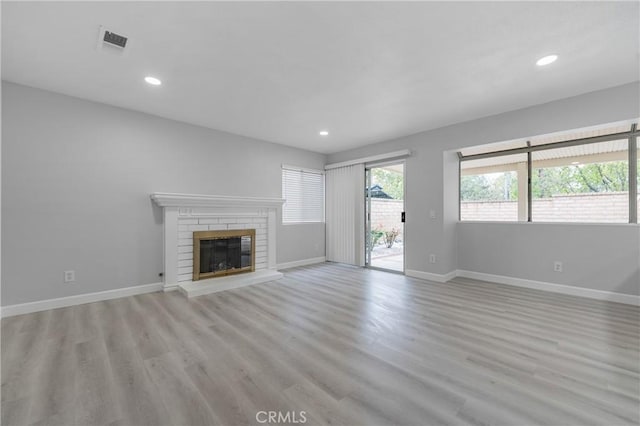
left=370, top=227, right=385, bottom=247
left=372, top=168, right=404, bottom=199
left=382, top=227, right=400, bottom=248
left=370, top=226, right=400, bottom=248
left=532, top=162, right=628, bottom=198
left=461, top=161, right=629, bottom=201
left=461, top=171, right=518, bottom=201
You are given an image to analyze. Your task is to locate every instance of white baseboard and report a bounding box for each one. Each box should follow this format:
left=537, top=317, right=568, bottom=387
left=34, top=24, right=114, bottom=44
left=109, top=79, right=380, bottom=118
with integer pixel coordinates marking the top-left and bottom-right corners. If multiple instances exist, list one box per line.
left=277, top=256, right=326, bottom=270
left=406, top=269, right=457, bottom=283
left=3, top=265, right=636, bottom=317
left=455, top=270, right=640, bottom=306
left=163, top=283, right=180, bottom=292
left=0, top=282, right=164, bottom=318
left=406, top=268, right=638, bottom=306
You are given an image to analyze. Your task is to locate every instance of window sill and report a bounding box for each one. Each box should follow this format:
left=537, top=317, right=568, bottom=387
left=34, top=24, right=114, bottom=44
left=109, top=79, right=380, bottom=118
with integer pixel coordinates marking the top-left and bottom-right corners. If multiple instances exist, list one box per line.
left=458, top=221, right=639, bottom=226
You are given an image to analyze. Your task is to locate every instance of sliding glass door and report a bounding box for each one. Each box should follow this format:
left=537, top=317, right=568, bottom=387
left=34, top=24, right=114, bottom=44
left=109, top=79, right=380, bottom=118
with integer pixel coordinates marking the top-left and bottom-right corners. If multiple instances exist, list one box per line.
left=365, top=162, right=405, bottom=272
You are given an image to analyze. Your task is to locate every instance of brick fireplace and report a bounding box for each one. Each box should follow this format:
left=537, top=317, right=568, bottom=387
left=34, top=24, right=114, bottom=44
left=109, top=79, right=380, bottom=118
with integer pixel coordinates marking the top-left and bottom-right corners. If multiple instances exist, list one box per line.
left=150, top=193, right=284, bottom=297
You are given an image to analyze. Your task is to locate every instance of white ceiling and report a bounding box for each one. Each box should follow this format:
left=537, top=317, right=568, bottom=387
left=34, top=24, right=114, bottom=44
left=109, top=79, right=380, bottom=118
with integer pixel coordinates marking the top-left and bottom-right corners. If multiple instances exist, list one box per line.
left=2, top=1, right=638, bottom=154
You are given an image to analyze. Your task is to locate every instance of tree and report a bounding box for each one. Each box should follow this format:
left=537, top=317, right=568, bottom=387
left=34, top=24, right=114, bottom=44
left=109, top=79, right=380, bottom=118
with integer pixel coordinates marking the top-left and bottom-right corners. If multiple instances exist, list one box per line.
left=462, top=161, right=629, bottom=201
left=461, top=172, right=518, bottom=201
left=371, top=168, right=404, bottom=199
left=532, top=162, right=628, bottom=198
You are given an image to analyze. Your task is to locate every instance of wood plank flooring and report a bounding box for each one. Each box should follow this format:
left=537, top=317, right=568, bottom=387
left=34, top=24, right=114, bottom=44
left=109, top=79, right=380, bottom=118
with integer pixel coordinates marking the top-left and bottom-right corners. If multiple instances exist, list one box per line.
left=2, top=263, right=639, bottom=425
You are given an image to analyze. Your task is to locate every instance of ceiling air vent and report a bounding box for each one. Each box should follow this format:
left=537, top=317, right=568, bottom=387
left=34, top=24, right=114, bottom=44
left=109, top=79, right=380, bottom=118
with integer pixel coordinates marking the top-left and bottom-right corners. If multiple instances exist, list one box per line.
left=96, top=26, right=129, bottom=54
left=103, top=30, right=127, bottom=48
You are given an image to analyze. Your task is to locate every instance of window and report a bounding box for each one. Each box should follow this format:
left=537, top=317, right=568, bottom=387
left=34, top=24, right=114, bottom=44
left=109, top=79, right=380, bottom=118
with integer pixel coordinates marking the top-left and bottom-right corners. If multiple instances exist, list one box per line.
left=461, top=154, right=526, bottom=221
left=532, top=140, right=628, bottom=223
left=282, top=166, right=325, bottom=223
left=459, top=124, right=638, bottom=224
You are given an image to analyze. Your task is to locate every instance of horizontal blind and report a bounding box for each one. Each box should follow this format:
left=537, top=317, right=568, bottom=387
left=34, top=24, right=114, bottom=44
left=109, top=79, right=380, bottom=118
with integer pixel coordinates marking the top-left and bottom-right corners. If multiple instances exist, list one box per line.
left=282, top=166, right=325, bottom=223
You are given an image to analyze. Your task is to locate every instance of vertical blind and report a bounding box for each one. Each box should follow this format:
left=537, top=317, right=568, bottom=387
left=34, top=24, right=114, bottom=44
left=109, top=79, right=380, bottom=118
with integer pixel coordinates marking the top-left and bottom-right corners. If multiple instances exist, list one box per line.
left=326, top=164, right=365, bottom=266
left=282, top=166, right=325, bottom=223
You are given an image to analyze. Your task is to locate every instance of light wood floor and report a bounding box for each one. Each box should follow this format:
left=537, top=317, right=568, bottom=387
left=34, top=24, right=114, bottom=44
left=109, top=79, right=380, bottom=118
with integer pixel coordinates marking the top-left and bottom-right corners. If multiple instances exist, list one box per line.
left=2, top=263, right=639, bottom=426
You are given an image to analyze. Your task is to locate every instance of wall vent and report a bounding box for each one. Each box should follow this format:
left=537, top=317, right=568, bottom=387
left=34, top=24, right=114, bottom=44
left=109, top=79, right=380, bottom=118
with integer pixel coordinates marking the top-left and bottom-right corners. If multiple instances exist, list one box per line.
left=97, top=25, right=129, bottom=54
left=103, top=30, right=127, bottom=48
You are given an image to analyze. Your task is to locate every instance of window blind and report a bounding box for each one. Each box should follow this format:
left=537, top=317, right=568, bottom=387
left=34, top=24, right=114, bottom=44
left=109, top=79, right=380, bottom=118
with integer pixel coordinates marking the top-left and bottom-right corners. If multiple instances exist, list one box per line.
left=282, top=166, right=325, bottom=223
left=325, top=164, right=365, bottom=266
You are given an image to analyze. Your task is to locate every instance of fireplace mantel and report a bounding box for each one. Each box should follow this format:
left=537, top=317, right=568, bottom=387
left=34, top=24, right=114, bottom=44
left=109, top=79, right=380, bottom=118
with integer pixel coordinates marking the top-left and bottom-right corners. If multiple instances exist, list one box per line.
left=151, top=192, right=285, bottom=209
left=151, top=192, right=284, bottom=296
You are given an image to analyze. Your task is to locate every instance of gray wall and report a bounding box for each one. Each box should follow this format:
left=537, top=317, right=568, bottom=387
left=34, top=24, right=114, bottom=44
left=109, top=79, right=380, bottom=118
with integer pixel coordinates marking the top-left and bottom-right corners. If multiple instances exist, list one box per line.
left=2, top=82, right=326, bottom=305
left=458, top=223, right=639, bottom=296
left=328, top=82, right=640, bottom=295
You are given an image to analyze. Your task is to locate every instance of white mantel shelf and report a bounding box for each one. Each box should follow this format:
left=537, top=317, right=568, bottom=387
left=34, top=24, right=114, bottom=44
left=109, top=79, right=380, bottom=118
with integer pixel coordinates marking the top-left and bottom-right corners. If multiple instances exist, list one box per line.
left=151, top=192, right=285, bottom=209
left=151, top=192, right=284, bottom=297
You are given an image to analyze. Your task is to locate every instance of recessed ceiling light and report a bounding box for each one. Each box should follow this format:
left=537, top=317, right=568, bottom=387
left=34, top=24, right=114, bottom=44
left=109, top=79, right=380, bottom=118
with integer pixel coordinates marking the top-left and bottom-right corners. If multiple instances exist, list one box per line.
left=536, top=55, right=558, bottom=66
left=144, top=76, right=162, bottom=86
left=319, top=130, right=329, bottom=136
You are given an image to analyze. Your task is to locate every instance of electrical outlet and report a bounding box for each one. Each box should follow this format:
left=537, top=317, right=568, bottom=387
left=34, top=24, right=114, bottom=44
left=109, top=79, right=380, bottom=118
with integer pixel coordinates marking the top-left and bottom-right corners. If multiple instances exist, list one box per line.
left=429, top=210, right=436, bottom=219
left=553, top=261, right=563, bottom=273
left=429, top=254, right=436, bottom=264
left=64, top=270, right=76, bottom=283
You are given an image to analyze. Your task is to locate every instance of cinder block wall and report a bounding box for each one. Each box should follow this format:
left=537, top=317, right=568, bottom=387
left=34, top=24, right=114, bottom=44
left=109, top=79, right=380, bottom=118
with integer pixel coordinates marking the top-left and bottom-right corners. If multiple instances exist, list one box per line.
left=461, top=192, right=632, bottom=222
left=371, top=199, right=404, bottom=238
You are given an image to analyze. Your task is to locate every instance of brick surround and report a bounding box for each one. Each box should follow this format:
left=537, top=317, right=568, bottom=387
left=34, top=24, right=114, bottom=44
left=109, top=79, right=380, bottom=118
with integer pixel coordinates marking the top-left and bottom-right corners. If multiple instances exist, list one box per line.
left=151, top=193, right=285, bottom=293
left=177, top=214, right=267, bottom=282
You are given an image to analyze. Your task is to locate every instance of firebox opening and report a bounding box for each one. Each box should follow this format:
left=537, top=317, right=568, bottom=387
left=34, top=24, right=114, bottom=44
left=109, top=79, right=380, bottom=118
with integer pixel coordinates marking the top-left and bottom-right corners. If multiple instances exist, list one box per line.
left=193, top=229, right=256, bottom=281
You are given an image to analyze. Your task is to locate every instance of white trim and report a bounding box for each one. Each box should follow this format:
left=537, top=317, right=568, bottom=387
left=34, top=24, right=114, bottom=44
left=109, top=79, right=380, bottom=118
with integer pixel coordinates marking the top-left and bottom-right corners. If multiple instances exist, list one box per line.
left=406, top=268, right=639, bottom=305
left=267, top=209, right=278, bottom=270
left=325, top=149, right=411, bottom=170
left=277, top=257, right=326, bottom=270
left=0, top=282, right=163, bottom=318
left=150, top=193, right=285, bottom=209
left=3, top=266, right=636, bottom=317
left=406, top=269, right=457, bottom=283
left=456, top=270, right=640, bottom=306
left=163, top=283, right=180, bottom=292
left=356, top=179, right=366, bottom=267
left=282, top=222, right=326, bottom=225
left=163, top=207, right=179, bottom=289
left=458, top=220, right=640, bottom=227
left=281, top=164, right=325, bottom=175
